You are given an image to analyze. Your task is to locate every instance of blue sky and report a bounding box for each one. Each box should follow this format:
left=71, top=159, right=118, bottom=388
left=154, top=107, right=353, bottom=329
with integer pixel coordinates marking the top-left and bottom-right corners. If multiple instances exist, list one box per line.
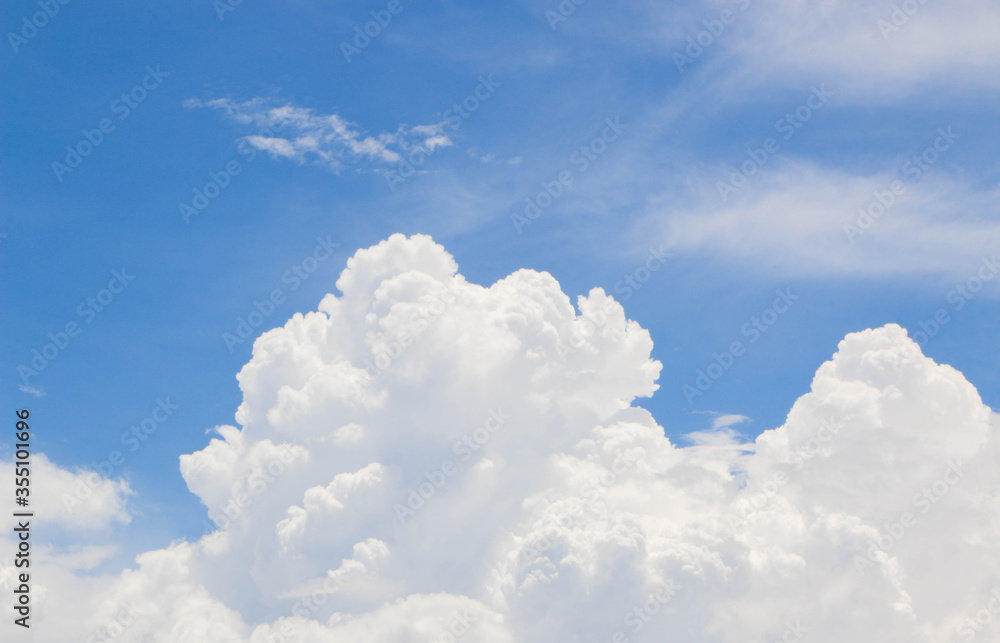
left=3, top=0, right=999, bottom=565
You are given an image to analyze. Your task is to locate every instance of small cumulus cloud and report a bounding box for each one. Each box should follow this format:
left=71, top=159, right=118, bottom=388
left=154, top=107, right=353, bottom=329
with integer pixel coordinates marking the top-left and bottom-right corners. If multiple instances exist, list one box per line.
left=185, top=97, right=452, bottom=173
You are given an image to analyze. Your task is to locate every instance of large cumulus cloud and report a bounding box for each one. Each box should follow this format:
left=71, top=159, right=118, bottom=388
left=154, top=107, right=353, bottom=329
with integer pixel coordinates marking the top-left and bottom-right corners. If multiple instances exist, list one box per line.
left=7, top=234, right=1000, bottom=642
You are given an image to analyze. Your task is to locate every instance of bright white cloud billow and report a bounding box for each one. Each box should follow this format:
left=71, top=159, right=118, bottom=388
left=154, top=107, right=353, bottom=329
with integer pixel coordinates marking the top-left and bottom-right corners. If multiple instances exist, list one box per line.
left=8, top=235, right=1000, bottom=642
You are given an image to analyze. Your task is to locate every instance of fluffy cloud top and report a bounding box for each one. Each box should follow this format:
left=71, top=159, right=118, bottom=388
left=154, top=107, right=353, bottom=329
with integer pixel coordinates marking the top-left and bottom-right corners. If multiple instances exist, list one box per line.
left=7, top=234, right=1000, bottom=642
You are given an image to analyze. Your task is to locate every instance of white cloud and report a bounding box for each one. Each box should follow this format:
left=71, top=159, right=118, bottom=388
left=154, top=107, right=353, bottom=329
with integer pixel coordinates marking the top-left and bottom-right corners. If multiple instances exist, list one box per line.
left=0, top=453, right=132, bottom=533
left=6, top=235, right=1000, bottom=642
left=242, top=135, right=298, bottom=160
left=634, top=0, right=1000, bottom=100
left=725, top=0, right=1000, bottom=98
left=186, top=98, right=453, bottom=172
left=712, top=414, right=751, bottom=431
left=653, top=159, right=1000, bottom=279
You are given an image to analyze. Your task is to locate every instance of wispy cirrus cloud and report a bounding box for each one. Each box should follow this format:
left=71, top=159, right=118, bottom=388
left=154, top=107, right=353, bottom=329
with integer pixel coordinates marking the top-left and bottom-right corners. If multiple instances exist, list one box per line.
left=184, top=97, right=452, bottom=172
left=602, top=0, right=1000, bottom=102
left=718, top=0, right=1000, bottom=100
left=650, top=159, right=1000, bottom=280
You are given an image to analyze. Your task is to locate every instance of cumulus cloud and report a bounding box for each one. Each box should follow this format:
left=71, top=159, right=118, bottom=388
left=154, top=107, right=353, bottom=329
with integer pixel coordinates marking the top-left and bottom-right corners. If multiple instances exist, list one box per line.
left=0, top=455, right=133, bottom=632
left=0, top=453, right=132, bottom=533
left=7, top=234, right=1000, bottom=642
left=185, top=98, right=452, bottom=172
